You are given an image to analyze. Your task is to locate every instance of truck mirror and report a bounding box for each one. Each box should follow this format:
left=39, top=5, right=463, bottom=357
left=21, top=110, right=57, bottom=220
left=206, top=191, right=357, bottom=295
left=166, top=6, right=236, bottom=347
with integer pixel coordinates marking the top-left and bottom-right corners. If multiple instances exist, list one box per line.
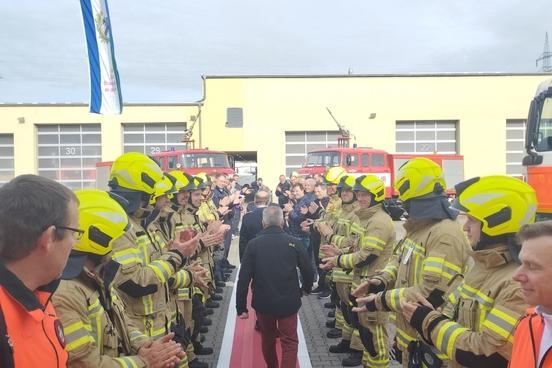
left=522, top=154, right=543, bottom=166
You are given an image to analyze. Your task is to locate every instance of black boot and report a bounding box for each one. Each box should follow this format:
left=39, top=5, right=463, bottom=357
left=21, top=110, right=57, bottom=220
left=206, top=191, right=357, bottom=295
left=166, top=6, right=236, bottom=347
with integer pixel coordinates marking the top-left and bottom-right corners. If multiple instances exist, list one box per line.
left=326, top=328, right=342, bottom=339
left=211, top=294, right=223, bottom=301
left=341, top=350, right=363, bottom=367
left=329, top=339, right=353, bottom=354
left=324, top=302, right=336, bottom=309
left=326, top=319, right=336, bottom=328
left=193, top=341, right=214, bottom=355
left=205, top=300, right=219, bottom=308
left=205, top=308, right=214, bottom=315
left=327, top=310, right=335, bottom=318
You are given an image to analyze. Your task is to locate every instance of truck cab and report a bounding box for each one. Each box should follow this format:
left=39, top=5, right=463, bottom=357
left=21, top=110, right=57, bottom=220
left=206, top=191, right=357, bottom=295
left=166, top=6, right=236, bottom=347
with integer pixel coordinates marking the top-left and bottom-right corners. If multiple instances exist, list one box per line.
left=150, top=149, right=235, bottom=176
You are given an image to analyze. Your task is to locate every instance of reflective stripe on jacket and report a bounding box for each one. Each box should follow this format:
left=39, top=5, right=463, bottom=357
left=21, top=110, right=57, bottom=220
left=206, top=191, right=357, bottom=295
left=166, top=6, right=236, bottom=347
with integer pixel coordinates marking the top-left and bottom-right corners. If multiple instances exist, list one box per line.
left=52, top=267, right=149, bottom=367
left=374, top=219, right=471, bottom=353
left=419, top=245, right=526, bottom=367
left=110, top=216, right=183, bottom=338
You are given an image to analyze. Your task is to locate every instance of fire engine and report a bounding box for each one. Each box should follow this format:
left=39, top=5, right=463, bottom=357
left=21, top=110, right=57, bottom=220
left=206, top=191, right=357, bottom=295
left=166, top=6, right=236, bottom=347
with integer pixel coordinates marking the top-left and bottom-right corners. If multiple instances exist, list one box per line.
left=297, top=108, right=464, bottom=197
left=96, top=111, right=235, bottom=190
left=522, top=79, right=552, bottom=218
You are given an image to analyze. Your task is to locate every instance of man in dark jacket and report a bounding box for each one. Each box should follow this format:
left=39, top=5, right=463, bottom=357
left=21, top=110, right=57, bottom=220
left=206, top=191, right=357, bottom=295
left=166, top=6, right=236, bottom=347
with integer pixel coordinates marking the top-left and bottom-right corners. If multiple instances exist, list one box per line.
left=238, top=190, right=270, bottom=261
left=236, top=206, right=313, bottom=368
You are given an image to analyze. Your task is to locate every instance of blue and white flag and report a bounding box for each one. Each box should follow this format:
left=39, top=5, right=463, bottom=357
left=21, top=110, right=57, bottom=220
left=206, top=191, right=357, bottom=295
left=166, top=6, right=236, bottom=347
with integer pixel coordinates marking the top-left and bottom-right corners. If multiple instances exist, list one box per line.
left=79, top=0, right=122, bottom=114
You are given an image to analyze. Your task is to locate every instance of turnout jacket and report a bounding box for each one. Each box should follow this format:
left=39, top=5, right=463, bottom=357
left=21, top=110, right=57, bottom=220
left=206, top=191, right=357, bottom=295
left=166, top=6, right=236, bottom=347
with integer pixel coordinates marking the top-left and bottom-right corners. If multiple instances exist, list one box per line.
left=327, top=201, right=359, bottom=284
left=409, top=245, right=527, bottom=368
left=370, top=219, right=471, bottom=353
left=236, top=226, right=314, bottom=317
left=110, top=213, right=185, bottom=339
left=52, top=264, right=149, bottom=368
left=337, top=204, right=396, bottom=278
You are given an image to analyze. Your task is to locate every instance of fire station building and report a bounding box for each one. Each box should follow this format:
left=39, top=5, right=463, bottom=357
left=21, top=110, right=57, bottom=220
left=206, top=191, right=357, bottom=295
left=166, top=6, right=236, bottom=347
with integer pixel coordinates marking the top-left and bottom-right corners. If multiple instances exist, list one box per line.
left=0, top=73, right=550, bottom=189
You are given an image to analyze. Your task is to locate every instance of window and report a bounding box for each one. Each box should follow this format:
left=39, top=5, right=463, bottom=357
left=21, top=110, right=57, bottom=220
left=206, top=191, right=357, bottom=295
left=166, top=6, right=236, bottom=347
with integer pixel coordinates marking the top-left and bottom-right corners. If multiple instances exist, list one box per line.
left=345, top=153, right=358, bottom=167
left=535, top=97, right=552, bottom=152
left=285, top=131, right=339, bottom=175
left=506, top=120, right=526, bottom=177
left=395, top=120, right=458, bottom=154
left=372, top=154, right=385, bottom=167
left=37, top=124, right=101, bottom=190
left=123, top=123, right=187, bottom=155
left=181, top=153, right=229, bottom=168
left=361, top=154, right=370, bottom=167
left=0, top=134, right=14, bottom=186
left=226, top=108, right=243, bottom=128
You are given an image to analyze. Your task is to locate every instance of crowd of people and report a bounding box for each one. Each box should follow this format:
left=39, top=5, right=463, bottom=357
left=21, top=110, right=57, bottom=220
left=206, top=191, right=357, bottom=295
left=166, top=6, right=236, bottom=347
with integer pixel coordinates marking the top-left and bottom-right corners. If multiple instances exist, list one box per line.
left=0, top=152, right=262, bottom=368
left=1, top=152, right=552, bottom=368
left=238, top=160, right=552, bottom=368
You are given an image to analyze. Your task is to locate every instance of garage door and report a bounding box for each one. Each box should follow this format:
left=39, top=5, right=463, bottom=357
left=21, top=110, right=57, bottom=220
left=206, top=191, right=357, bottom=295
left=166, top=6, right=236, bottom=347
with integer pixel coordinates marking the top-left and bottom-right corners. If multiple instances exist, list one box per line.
left=395, top=120, right=458, bottom=154
left=0, top=134, right=14, bottom=186
left=37, top=124, right=101, bottom=190
left=506, top=119, right=526, bottom=178
left=123, top=123, right=187, bottom=155
left=285, top=131, right=339, bottom=176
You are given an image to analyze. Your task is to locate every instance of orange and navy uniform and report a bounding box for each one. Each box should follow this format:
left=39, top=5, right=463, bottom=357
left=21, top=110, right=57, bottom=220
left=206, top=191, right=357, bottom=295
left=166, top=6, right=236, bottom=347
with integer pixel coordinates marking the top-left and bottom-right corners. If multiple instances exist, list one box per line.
left=0, top=263, right=68, bottom=368
left=509, top=307, right=552, bottom=368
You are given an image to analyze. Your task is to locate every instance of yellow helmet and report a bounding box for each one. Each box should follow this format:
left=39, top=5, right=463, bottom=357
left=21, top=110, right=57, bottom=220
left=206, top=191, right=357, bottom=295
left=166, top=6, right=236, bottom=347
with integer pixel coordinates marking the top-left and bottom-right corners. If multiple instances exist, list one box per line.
left=452, top=175, right=537, bottom=237
left=354, top=175, right=386, bottom=202
left=149, top=175, right=176, bottom=205
left=167, top=171, right=195, bottom=191
left=74, top=190, right=129, bottom=256
left=196, top=172, right=212, bottom=186
left=109, top=152, right=163, bottom=195
left=324, top=167, right=347, bottom=185
left=393, top=157, right=445, bottom=201
left=337, top=175, right=356, bottom=191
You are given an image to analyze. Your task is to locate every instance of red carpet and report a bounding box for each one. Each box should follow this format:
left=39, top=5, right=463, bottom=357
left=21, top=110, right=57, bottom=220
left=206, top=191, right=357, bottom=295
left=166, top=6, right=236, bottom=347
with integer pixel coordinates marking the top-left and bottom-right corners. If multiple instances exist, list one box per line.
left=229, top=287, right=300, bottom=368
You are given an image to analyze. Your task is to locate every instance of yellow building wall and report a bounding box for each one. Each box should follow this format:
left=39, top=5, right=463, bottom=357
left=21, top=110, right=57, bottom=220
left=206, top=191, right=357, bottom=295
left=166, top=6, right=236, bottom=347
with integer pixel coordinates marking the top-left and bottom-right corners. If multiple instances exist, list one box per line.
left=0, top=104, right=199, bottom=176
left=201, top=74, right=551, bottom=187
left=0, top=74, right=550, bottom=190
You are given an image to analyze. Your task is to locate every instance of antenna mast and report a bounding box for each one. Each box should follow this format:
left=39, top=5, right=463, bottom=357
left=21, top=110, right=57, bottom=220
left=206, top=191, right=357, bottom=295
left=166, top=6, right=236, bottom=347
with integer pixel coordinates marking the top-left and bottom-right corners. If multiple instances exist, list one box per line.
left=536, top=32, right=552, bottom=72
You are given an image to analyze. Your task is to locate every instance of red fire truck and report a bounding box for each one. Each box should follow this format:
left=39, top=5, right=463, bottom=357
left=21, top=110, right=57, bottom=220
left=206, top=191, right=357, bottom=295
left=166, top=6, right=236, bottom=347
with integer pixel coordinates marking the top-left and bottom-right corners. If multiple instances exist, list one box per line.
left=96, top=149, right=235, bottom=190
left=297, top=147, right=464, bottom=197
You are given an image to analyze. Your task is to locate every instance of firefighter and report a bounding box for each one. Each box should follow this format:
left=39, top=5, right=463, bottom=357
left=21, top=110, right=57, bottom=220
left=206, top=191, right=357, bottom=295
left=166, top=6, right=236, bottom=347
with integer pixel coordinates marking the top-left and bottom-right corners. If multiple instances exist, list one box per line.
left=107, top=152, right=199, bottom=340
left=196, top=172, right=230, bottom=288
left=322, top=175, right=396, bottom=368
left=312, top=166, right=346, bottom=296
left=164, top=171, right=215, bottom=368
left=400, top=175, right=535, bottom=368
left=317, top=175, right=359, bottom=346
left=52, top=189, right=185, bottom=367
left=352, top=157, right=471, bottom=367
left=176, top=175, right=227, bottom=358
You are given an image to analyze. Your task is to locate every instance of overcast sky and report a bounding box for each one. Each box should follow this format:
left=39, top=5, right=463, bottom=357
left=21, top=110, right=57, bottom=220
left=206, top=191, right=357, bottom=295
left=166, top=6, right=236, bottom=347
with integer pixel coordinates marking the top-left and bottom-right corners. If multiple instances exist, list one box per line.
left=0, top=0, right=550, bottom=103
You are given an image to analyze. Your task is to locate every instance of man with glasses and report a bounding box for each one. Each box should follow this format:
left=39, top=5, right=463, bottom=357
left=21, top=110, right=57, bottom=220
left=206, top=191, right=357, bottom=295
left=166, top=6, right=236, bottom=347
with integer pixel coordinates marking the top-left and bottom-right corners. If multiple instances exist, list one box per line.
left=0, top=175, right=78, bottom=368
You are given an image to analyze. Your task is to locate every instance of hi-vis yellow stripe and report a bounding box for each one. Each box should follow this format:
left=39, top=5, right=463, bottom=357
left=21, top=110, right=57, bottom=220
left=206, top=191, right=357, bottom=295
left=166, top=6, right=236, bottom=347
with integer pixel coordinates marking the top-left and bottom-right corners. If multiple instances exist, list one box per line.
left=481, top=307, right=518, bottom=342
left=423, top=257, right=461, bottom=281
left=114, top=356, right=140, bottom=368
left=64, top=321, right=94, bottom=351
left=435, top=321, right=469, bottom=358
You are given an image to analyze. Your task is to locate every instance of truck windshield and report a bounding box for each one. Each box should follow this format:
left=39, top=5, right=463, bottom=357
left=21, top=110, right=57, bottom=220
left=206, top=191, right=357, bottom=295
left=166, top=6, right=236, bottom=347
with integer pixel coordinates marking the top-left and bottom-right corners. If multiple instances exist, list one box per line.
left=536, top=97, right=552, bottom=152
left=304, top=151, right=340, bottom=167
left=181, top=153, right=230, bottom=168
